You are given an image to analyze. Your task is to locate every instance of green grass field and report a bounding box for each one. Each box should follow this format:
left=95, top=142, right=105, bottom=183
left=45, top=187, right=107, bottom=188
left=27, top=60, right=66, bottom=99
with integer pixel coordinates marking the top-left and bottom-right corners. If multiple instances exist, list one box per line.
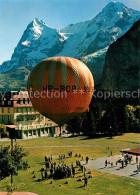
left=0, top=133, right=140, bottom=195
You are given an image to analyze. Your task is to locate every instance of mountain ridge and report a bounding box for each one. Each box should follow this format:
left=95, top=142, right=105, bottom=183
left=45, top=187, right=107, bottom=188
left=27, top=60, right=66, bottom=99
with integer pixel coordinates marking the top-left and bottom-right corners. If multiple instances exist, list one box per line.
left=0, top=2, right=140, bottom=91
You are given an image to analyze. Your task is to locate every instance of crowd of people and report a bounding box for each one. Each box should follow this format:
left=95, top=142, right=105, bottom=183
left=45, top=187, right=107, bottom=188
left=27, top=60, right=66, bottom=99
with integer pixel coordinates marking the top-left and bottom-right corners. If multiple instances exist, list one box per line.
left=104, top=154, right=140, bottom=174
left=32, top=152, right=91, bottom=186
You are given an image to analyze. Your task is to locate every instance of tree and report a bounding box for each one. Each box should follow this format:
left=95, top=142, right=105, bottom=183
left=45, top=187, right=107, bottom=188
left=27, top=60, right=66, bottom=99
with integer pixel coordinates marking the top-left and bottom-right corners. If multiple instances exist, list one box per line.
left=0, top=124, right=8, bottom=138
left=125, top=105, right=139, bottom=132
left=0, top=144, right=29, bottom=181
left=66, top=113, right=85, bottom=135
left=81, top=109, right=96, bottom=135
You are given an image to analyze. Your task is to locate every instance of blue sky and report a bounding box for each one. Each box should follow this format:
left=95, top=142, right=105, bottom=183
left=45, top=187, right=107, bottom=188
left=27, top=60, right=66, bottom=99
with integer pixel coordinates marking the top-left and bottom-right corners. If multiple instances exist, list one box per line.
left=0, top=0, right=140, bottom=64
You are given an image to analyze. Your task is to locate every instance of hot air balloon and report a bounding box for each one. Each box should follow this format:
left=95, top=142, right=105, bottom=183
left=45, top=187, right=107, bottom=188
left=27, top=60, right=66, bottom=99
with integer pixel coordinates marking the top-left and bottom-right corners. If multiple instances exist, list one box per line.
left=27, top=57, right=94, bottom=130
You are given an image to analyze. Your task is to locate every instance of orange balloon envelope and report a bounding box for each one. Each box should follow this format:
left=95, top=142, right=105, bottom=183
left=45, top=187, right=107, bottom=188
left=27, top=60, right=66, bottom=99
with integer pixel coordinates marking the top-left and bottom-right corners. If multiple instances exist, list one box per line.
left=27, top=57, right=94, bottom=125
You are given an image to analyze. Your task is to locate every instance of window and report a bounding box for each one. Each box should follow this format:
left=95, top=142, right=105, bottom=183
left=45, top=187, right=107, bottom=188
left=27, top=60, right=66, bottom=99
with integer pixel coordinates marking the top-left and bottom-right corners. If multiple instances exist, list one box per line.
left=24, top=131, right=28, bottom=137
left=2, top=108, right=4, bottom=113
left=2, top=101, right=4, bottom=105
left=8, top=116, right=11, bottom=122
left=21, top=108, right=23, bottom=113
left=33, top=130, right=36, bottom=135
left=29, top=130, right=32, bottom=136
left=8, top=108, right=10, bottom=113
left=8, top=101, right=11, bottom=105
left=41, top=129, right=44, bottom=134
left=16, top=115, right=23, bottom=122
left=2, top=116, right=4, bottom=122
left=16, top=108, right=19, bottom=113
left=23, top=98, right=25, bottom=104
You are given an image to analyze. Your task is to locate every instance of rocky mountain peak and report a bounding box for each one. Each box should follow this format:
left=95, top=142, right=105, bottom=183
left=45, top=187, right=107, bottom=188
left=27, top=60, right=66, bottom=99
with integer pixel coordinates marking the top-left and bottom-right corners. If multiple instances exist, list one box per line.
left=0, top=3, right=140, bottom=91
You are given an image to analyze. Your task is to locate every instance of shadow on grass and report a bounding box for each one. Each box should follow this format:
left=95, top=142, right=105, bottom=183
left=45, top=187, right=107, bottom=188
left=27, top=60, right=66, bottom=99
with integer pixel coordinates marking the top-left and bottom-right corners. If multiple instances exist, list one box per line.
left=78, top=185, right=85, bottom=188
left=59, top=134, right=112, bottom=140
left=38, top=162, right=45, bottom=165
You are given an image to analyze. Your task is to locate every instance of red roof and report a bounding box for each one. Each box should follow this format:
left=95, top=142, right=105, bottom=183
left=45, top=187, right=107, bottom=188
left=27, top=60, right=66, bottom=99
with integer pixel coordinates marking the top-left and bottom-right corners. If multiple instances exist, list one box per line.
left=121, top=148, right=140, bottom=155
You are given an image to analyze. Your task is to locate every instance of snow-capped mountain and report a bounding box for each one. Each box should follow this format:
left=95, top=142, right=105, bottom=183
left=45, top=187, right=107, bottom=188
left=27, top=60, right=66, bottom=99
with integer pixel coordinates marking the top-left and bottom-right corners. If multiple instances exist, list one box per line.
left=60, top=2, right=140, bottom=57
left=0, top=18, right=66, bottom=73
left=0, top=2, right=140, bottom=90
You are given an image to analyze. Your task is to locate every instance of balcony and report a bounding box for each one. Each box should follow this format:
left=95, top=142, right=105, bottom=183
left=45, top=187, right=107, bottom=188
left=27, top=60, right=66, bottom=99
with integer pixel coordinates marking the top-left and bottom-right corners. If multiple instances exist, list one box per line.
left=16, top=124, right=54, bottom=131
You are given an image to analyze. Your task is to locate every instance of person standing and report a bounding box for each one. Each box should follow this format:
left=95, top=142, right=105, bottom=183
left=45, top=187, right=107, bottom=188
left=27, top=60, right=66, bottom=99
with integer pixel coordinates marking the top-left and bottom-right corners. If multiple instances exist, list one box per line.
left=105, top=160, right=107, bottom=167
left=45, top=156, right=47, bottom=162
left=41, top=172, right=44, bottom=180
left=50, top=168, right=53, bottom=178
left=54, top=162, right=56, bottom=171
left=45, top=170, right=47, bottom=179
left=137, top=165, right=139, bottom=174
left=84, top=176, right=88, bottom=186
left=121, top=161, right=124, bottom=168
left=111, top=162, right=113, bottom=167
left=72, top=167, right=75, bottom=177
left=81, top=165, right=84, bottom=172
left=86, top=156, right=89, bottom=164
left=84, top=169, right=86, bottom=177
left=136, top=156, right=138, bottom=164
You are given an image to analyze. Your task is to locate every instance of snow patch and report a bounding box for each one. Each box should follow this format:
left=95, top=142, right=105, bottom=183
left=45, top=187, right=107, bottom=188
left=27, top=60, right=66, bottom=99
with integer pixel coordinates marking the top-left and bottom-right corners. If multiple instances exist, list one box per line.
left=117, top=12, right=124, bottom=18
left=22, top=40, right=31, bottom=47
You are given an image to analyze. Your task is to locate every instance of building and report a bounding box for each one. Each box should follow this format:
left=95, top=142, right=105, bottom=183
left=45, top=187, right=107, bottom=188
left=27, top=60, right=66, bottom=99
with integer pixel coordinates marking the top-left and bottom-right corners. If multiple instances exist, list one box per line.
left=0, top=91, right=60, bottom=139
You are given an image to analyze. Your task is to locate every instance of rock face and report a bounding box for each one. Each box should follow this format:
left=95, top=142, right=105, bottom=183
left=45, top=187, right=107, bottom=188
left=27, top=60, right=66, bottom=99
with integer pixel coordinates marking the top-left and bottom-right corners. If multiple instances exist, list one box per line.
left=0, top=2, right=140, bottom=91
left=101, top=20, right=140, bottom=91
